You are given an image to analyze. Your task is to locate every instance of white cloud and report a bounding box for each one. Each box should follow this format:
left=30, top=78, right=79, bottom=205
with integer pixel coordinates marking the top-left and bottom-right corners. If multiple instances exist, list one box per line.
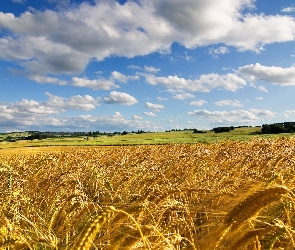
left=239, top=63, right=295, bottom=86
left=0, top=0, right=294, bottom=82
left=111, top=71, right=139, bottom=83
left=0, top=103, right=158, bottom=131
left=249, top=82, right=268, bottom=92
left=132, top=115, right=143, bottom=120
left=72, top=77, right=119, bottom=90
left=184, top=51, right=194, bottom=62
left=224, top=14, right=295, bottom=52
left=256, top=97, right=263, bottom=100
left=144, top=111, right=158, bottom=117
left=0, top=92, right=100, bottom=129
left=28, top=74, right=68, bottom=85
left=144, top=66, right=161, bottom=73
left=145, top=102, right=165, bottom=109
left=214, top=100, right=243, bottom=107
left=281, top=7, right=295, bottom=13
left=257, top=85, right=268, bottom=92
left=157, top=97, right=168, bottom=101
left=190, top=100, right=207, bottom=106
left=250, top=109, right=275, bottom=117
left=141, top=73, right=246, bottom=92
left=188, top=108, right=275, bottom=124
left=46, top=93, right=100, bottom=111
left=283, top=110, right=295, bottom=118
left=71, top=71, right=139, bottom=89
left=209, top=46, right=229, bottom=57
left=127, top=65, right=141, bottom=70
left=46, top=92, right=100, bottom=111
left=173, top=93, right=195, bottom=100
left=103, top=91, right=138, bottom=106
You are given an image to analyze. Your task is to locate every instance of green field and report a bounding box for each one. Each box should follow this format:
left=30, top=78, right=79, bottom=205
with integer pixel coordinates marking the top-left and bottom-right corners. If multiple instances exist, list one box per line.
left=1, top=127, right=295, bottom=149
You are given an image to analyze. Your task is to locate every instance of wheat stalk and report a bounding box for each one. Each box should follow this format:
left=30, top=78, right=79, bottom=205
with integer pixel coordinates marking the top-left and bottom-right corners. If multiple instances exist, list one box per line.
left=72, top=206, right=116, bottom=250
left=224, top=186, right=290, bottom=229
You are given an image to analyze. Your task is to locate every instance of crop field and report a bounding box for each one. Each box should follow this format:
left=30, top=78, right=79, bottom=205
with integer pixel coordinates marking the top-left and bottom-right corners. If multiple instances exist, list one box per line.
left=1, top=127, right=294, bottom=149
left=1, top=137, right=295, bottom=249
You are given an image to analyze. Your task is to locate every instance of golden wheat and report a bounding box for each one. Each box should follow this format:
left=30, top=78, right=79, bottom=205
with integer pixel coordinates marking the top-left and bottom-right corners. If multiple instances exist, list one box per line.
left=224, top=185, right=290, bottom=228
left=72, top=206, right=116, bottom=250
left=1, top=138, right=295, bottom=249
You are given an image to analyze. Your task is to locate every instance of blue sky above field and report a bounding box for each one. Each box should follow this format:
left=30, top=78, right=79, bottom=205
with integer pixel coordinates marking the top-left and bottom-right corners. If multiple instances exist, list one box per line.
left=0, top=0, right=295, bottom=132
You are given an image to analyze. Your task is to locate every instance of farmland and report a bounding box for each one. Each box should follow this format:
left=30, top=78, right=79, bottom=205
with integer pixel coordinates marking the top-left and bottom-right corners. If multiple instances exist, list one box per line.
left=1, top=137, right=295, bottom=249
left=1, top=127, right=294, bottom=149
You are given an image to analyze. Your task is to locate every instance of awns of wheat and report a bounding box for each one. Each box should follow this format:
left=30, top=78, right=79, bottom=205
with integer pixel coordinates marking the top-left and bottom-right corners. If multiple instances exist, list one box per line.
left=224, top=185, right=290, bottom=229
left=72, top=206, right=116, bottom=250
left=209, top=185, right=291, bottom=249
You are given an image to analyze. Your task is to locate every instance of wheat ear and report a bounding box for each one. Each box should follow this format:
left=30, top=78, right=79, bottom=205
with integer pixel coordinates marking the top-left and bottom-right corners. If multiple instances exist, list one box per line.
left=230, top=225, right=279, bottom=249
left=224, top=186, right=289, bottom=228
left=72, top=206, right=116, bottom=250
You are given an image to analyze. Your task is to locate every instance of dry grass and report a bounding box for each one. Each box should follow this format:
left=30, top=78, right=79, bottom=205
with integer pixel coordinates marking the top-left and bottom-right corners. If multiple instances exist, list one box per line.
left=1, top=137, right=295, bottom=249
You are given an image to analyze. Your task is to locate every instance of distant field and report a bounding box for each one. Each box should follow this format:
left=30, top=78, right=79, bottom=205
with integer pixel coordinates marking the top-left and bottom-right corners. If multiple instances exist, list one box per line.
left=1, top=127, right=294, bottom=149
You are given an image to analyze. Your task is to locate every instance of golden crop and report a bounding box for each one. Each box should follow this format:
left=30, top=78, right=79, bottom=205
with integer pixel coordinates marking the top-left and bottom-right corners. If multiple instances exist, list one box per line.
left=1, top=137, right=295, bottom=249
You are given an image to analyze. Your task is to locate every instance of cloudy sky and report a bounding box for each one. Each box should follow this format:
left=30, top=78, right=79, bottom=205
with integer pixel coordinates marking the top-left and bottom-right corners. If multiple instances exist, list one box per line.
left=1, top=0, right=295, bottom=132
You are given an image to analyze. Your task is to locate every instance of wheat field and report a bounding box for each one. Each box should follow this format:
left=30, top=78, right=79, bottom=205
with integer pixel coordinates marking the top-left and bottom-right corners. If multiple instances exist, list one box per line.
left=1, top=137, right=295, bottom=249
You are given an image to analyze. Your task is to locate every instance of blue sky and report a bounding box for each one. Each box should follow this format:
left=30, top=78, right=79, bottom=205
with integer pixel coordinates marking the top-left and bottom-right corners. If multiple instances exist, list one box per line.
left=1, top=0, right=295, bottom=132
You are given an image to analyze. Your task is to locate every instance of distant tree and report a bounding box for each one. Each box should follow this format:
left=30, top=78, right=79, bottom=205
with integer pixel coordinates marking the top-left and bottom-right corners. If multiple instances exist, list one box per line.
left=193, top=129, right=205, bottom=134
left=212, top=127, right=233, bottom=133
left=261, top=124, right=271, bottom=134
left=262, top=123, right=286, bottom=134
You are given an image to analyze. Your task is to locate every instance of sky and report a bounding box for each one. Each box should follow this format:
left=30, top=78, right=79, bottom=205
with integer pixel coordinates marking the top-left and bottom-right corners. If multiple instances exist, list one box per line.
left=0, top=0, right=295, bottom=132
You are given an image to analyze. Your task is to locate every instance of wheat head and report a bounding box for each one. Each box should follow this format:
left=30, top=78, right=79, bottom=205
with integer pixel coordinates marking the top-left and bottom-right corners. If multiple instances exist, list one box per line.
left=224, top=186, right=289, bottom=229
left=72, top=206, right=116, bottom=250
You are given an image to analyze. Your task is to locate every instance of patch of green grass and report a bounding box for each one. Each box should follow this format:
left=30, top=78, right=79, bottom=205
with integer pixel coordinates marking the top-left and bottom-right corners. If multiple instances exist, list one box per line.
left=1, top=127, right=295, bottom=149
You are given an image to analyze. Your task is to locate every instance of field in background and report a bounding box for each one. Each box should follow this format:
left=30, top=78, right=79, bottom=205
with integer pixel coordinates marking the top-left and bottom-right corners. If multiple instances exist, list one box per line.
left=1, top=137, right=295, bottom=249
left=1, top=127, right=294, bottom=149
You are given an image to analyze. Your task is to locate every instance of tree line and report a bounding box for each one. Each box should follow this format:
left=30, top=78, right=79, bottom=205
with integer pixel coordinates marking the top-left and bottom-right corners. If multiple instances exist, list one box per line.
left=261, top=122, right=295, bottom=134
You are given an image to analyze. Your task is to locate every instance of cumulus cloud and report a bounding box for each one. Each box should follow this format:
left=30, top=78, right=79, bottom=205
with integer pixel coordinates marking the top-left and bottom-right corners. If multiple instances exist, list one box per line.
left=0, top=0, right=295, bottom=82
left=144, top=111, right=158, bottom=117
left=103, top=91, right=138, bottom=105
left=190, top=100, right=207, bottom=106
left=144, top=66, right=161, bottom=73
left=209, top=46, right=229, bottom=57
left=145, top=102, right=165, bottom=109
left=283, top=110, right=295, bottom=118
left=249, top=82, right=268, bottom=92
left=71, top=77, right=119, bottom=90
left=141, top=73, right=246, bottom=92
left=224, top=14, right=295, bottom=52
left=256, top=97, right=263, bottom=100
left=188, top=108, right=275, bottom=124
left=45, top=92, right=100, bottom=111
left=111, top=71, right=140, bottom=83
left=157, top=97, right=168, bottom=101
left=127, top=65, right=141, bottom=70
left=239, top=63, right=295, bottom=86
left=282, top=7, right=295, bottom=13
left=173, top=93, right=195, bottom=100
left=70, top=71, right=139, bottom=90
left=26, top=74, right=67, bottom=85
left=132, top=115, right=143, bottom=120
left=0, top=99, right=157, bottom=132
left=214, top=100, right=243, bottom=107
left=0, top=92, right=101, bottom=130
